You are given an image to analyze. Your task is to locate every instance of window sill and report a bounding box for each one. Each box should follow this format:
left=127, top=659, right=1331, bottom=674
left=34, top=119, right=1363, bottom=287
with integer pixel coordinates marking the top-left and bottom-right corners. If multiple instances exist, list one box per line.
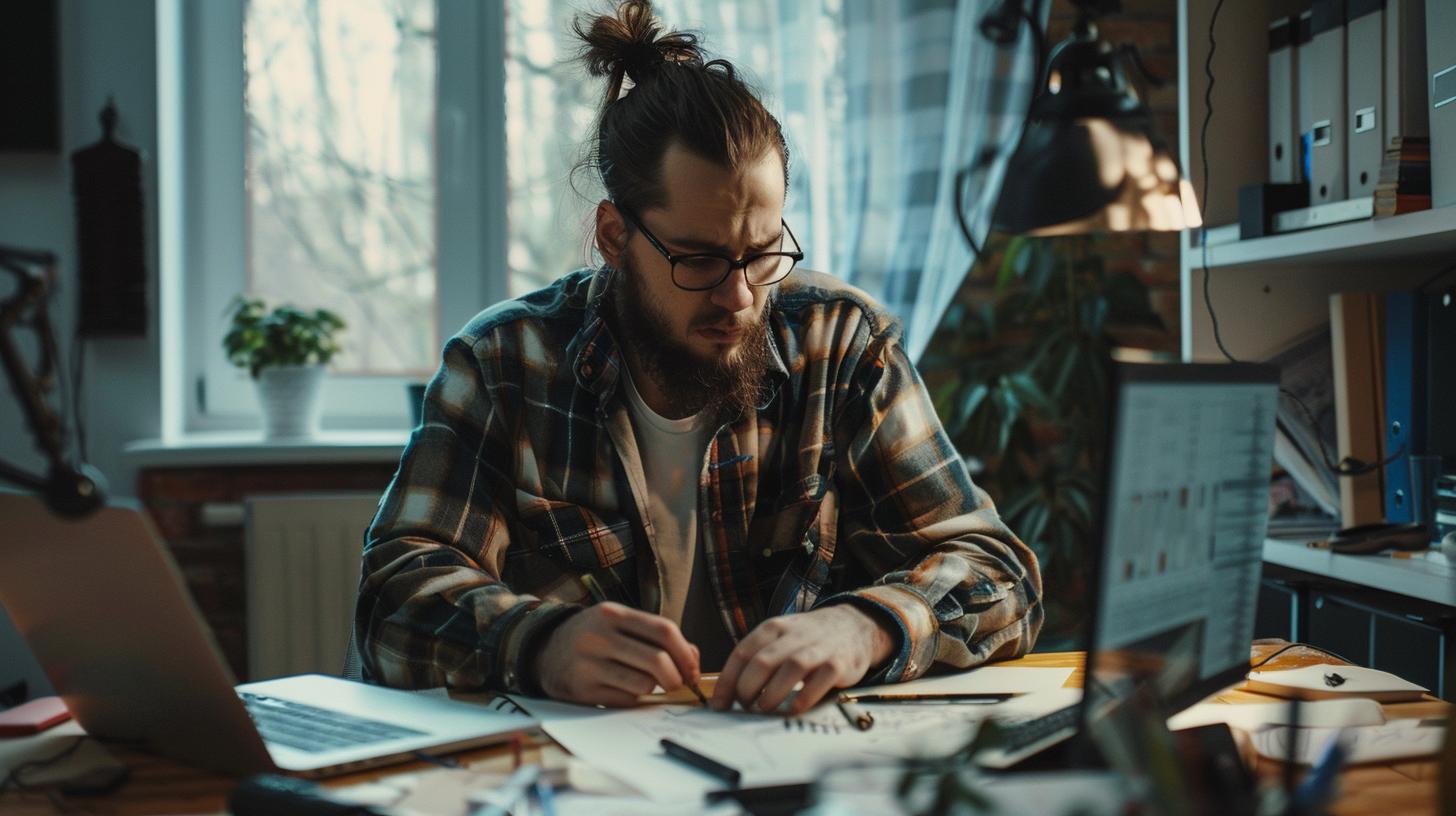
left=124, top=430, right=410, bottom=468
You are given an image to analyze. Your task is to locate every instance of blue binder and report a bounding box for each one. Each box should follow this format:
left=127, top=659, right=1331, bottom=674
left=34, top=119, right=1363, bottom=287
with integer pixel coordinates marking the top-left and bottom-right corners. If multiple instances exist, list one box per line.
left=1384, top=290, right=1427, bottom=522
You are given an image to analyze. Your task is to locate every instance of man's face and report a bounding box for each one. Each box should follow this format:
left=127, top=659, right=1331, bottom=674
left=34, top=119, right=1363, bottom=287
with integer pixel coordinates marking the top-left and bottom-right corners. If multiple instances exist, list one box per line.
left=603, top=142, right=786, bottom=418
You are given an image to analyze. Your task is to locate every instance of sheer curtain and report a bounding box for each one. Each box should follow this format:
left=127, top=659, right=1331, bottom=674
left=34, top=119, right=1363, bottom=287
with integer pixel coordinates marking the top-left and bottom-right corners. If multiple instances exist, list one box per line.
left=508, top=0, right=1041, bottom=359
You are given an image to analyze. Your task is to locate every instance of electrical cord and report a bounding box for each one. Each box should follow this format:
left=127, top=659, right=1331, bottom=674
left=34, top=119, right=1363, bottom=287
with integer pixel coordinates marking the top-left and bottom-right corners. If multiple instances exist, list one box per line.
left=1247, top=641, right=1354, bottom=672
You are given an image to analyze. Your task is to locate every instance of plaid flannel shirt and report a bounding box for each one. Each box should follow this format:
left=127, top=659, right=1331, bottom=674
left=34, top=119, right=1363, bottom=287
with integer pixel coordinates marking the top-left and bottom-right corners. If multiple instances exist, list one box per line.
left=356, top=267, right=1042, bottom=694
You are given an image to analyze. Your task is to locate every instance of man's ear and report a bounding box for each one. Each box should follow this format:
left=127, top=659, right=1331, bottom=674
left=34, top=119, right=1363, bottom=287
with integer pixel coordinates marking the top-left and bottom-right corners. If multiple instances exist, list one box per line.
left=594, top=200, right=629, bottom=268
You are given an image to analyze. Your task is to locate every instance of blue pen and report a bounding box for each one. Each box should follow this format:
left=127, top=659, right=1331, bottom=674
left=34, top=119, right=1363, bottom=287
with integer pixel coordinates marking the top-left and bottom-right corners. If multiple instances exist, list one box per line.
left=1293, top=729, right=1347, bottom=813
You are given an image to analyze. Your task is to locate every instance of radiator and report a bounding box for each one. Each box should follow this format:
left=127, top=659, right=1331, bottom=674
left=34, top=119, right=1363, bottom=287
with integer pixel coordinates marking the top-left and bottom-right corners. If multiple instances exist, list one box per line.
left=245, top=493, right=381, bottom=681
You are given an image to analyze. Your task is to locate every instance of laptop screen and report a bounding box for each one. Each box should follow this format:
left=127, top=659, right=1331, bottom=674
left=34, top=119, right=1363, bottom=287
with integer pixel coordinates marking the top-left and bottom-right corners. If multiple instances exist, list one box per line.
left=1083, top=364, right=1280, bottom=720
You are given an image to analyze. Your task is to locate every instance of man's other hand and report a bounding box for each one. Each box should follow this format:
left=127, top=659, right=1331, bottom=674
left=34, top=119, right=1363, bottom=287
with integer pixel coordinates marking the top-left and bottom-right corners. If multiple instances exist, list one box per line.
left=710, top=605, right=894, bottom=715
left=534, top=602, right=701, bottom=706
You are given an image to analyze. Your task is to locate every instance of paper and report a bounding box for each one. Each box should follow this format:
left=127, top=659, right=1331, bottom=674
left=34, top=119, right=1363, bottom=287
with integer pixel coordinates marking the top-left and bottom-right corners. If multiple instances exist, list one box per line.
left=0, top=720, right=126, bottom=790
left=1245, top=663, right=1428, bottom=698
left=510, top=673, right=1082, bottom=802
left=847, top=665, right=1074, bottom=697
left=1167, top=698, right=1386, bottom=732
left=1251, top=718, right=1445, bottom=764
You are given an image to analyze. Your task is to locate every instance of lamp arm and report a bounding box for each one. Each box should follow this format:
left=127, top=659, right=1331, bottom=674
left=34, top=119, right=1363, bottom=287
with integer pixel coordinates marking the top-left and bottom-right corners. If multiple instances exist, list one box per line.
left=0, top=245, right=106, bottom=517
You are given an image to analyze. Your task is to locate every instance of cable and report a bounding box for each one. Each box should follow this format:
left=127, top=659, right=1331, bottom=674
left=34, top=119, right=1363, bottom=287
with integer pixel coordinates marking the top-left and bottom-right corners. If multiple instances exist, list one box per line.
left=1248, top=641, right=1354, bottom=672
left=1199, top=0, right=1235, bottom=364
left=0, top=736, right=88, bottom=794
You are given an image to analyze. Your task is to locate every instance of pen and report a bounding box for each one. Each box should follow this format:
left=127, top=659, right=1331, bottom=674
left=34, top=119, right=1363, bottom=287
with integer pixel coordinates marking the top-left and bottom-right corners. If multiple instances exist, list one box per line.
left=837, top=692, right=1016, bottom=704
left=686, top=679, right=709, bottom=706
left=660, top=738, right=741, bottom=787
left=836, top=695, right=875, bottom=730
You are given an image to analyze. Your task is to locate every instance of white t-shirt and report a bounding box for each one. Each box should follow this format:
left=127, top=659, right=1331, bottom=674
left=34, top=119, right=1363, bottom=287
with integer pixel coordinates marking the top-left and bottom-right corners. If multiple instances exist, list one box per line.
left=621, top=369, right=734, bottom=670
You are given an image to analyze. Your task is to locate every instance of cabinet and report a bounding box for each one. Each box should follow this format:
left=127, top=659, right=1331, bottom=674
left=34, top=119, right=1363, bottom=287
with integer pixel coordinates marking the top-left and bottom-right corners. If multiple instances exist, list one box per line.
left=1177, top=1, right=1456, bottom=697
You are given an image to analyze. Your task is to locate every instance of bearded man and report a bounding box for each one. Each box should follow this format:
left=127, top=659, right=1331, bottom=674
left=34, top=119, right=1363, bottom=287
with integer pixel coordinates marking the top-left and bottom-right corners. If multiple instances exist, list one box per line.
left=355, top=0, right=1042, bottom=715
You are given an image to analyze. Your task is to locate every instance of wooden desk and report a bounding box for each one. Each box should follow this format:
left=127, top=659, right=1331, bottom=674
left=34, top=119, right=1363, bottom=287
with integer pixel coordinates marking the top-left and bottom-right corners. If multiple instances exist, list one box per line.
left=0, top=645, right=1440, bottom=815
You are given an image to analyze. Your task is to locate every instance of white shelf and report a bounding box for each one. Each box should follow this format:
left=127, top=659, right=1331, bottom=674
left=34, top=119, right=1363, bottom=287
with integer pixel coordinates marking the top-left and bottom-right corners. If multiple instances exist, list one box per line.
left=1263, top=538, right=1456, bottom=608
left=1191, top=206, right=1456, bottom=270
left=124, top=430, right=410, bottom=468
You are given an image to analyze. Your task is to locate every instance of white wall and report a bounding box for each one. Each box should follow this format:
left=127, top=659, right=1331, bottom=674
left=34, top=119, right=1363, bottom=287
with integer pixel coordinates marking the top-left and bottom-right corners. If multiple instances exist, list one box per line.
left=0, top=0, right=159, bottom=700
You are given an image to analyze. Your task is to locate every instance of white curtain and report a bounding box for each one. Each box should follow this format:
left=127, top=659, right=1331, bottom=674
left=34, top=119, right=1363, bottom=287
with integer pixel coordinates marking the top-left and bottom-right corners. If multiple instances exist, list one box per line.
left=655, top=0, right=1042, bottom=360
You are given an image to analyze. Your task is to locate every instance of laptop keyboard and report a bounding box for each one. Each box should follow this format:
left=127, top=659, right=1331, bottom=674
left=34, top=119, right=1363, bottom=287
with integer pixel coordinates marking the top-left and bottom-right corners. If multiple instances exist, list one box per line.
left=995, top=702, right=1080, bottom=751
left=239, top=692, right=428, bottom=754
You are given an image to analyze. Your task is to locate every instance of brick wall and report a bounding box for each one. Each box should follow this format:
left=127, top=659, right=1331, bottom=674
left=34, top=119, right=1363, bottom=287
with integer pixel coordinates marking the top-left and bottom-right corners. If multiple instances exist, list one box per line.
left=139, top=464, right=397, bottom=681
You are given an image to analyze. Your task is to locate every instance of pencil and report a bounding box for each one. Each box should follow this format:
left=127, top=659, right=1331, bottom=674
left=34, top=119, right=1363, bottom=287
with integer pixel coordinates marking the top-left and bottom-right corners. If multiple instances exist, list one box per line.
left=686, top=678, right=709, bottom=706
left=836, top=692, right=1016, bottom=704
left=836, top=695, right=875, bottom=730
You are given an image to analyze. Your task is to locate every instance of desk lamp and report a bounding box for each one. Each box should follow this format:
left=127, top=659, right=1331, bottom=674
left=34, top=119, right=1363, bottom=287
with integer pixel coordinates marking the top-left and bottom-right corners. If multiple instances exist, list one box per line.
left=986, top=0, right=1202, bottom=235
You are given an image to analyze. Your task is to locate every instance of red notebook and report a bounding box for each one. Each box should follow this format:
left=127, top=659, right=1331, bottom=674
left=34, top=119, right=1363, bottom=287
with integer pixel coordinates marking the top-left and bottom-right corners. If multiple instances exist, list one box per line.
left=0, top=696, right=72, bottom=736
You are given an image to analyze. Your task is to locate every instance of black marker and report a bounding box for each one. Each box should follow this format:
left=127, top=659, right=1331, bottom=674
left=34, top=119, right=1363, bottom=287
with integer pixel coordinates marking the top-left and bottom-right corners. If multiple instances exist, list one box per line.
left=660, top=738, right=741, bottom=787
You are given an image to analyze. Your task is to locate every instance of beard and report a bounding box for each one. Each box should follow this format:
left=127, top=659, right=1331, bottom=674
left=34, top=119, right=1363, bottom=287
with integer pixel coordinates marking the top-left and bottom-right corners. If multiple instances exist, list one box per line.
left=605, top=257, right=773, bottom=422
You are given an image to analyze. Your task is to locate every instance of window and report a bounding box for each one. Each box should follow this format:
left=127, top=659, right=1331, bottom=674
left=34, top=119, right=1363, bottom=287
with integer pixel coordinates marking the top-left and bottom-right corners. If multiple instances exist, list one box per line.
left=167, top=0, right=841, bottom=434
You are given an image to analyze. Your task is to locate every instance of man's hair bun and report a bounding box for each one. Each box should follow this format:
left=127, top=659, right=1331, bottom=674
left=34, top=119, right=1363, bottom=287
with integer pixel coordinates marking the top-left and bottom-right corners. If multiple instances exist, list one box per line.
left=574, top=0, right=703, bottom=103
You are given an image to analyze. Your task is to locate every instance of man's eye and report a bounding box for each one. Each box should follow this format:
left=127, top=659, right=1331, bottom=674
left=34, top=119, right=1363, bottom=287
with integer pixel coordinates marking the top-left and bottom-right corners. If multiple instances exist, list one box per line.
left=680, top=256, right=727, bottom=274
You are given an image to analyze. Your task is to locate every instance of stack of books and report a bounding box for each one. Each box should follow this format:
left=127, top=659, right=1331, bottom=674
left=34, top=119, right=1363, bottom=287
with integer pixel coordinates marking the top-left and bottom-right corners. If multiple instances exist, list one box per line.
left=1373, top=136, right=1431, bottom=217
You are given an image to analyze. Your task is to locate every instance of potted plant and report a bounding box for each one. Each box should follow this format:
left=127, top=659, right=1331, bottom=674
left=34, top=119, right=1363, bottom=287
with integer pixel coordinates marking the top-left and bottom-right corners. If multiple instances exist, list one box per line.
left=223, top=297, right=347, bottom=439
left=919, top=234, right=1168, bottom=650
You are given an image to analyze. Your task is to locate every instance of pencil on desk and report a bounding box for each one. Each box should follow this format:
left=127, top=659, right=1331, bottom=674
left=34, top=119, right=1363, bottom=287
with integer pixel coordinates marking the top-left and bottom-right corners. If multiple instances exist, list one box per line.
left=837, top=692, right=1016, bottom=704
left=836, top=695, right=875, bottom=731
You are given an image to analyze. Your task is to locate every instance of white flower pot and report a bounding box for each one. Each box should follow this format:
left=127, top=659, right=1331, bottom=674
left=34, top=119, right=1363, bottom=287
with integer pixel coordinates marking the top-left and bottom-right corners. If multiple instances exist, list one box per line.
left=254, top=364, right=326, bottom=439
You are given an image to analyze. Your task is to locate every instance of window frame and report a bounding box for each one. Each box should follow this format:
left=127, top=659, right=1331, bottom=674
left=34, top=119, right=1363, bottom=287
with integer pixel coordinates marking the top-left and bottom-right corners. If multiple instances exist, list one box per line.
left=165, top=0, right=507, bottom=435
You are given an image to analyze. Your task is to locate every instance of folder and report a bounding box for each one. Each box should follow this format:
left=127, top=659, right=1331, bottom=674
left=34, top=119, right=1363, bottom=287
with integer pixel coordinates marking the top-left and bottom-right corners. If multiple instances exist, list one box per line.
left=1383, top=291, right=1427, bottom=523
left=1428, top=0, right=1456, bottom=207
left=1330, top=291, right=1385, bottom=527
left=1301, top=0, right=1348, bottom=204
left=1269, top=16, right=1300, bottom=184
left=1346, top=0, right=1383, bottom=198
left=1427, top=286, right=1456, bottom=459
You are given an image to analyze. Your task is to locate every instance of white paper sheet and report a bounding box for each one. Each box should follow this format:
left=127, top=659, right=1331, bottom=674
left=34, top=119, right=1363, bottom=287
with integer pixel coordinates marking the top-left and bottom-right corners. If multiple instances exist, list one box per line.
left=1167, top=697, right=1386, bottom=732
left=1251, top=718, right=1446, bottom=765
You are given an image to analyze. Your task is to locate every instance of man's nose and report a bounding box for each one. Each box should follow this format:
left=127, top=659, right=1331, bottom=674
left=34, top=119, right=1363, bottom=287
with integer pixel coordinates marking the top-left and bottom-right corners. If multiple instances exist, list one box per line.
left=710, top=266, right=755, bottom=313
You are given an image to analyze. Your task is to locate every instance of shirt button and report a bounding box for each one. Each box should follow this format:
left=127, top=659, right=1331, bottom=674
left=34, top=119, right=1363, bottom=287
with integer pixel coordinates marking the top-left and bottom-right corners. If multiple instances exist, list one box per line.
left=761, top=547, right=772, bottom=558
left=580, top=364, right=593, bottom=377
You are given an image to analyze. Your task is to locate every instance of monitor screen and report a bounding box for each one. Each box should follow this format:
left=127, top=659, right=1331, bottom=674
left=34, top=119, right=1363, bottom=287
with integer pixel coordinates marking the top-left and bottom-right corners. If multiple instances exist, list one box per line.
left=1085, top=367, right=1279, bottom=718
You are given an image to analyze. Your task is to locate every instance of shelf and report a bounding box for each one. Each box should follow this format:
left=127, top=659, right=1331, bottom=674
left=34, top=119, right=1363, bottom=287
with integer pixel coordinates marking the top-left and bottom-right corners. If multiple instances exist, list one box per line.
left=1263, top=538, right=1456, bottom=607
left=124, top=430, right=410, bottom=468
left=1190, top=206, right=1456, bottom=270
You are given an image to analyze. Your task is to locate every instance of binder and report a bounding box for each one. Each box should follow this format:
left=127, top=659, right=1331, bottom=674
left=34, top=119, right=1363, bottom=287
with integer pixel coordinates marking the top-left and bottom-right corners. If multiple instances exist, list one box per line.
left=1384, top=0, right=1429, bottom=140
left=1269, top=16, right=1300, bottom=183
left=1330, top=291, right=1385, bottom=527
left=1302, top=0, right=1348, bottom=204
left=1346, top=0, right=1383, bottom=198
left=1383, top=291, right=1427, bottom=522
left=1428, top=0, right=1456, bottom=207
left=1428, top=287, right=1456, bottom=460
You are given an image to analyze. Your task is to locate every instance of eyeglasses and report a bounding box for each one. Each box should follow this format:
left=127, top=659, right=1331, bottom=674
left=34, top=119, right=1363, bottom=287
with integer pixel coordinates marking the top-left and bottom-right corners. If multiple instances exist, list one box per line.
left=620, top=207, right=804, bottom=292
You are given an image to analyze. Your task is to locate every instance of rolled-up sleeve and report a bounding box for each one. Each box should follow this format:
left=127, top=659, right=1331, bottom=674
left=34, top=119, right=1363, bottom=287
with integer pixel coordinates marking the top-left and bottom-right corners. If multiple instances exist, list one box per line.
left=354, top=334, right=580, bottom=693
left=819, top=333, right=1043, bottom=682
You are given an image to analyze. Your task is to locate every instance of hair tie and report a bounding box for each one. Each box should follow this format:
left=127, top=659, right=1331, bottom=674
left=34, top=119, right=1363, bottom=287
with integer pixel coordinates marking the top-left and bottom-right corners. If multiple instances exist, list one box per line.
left=620, top=41, right=665, bottom=82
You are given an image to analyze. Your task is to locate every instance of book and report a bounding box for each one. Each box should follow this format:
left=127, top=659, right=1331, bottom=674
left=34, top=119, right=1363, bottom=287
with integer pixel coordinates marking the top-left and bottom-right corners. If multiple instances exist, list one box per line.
left=1268, top=327, right=1340, bottom=518
left=1373, top=136, right=1432, bottom=217
left=1330, top=292, right=1386, bottom=527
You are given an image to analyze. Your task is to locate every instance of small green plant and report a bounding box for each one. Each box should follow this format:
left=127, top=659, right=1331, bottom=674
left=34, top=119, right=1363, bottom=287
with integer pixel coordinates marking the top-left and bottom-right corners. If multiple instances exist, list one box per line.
left=223, top=297, right=347, bottom=379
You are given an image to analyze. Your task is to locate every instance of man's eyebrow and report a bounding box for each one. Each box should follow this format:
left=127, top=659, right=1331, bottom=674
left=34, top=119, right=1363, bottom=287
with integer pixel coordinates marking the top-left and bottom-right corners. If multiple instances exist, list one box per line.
left=663, top=231, right=783, bottom=255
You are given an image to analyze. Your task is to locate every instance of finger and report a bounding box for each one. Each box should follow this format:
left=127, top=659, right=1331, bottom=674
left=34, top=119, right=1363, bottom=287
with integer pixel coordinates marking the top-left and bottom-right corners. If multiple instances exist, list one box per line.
left=611, top=635, right=684, bottom=691
left=595, top=659, right=658, bottom=698
left=733, top=635, right=804, bottom=710
left=608, top=607, right=700, bottom=685
left=712, top=623, right=782, bottom=710
left=585, top=684, right=641, bottom=708
left=789, top=664, right=841, bottom=715
left=755, top=652, right=817, bottom=714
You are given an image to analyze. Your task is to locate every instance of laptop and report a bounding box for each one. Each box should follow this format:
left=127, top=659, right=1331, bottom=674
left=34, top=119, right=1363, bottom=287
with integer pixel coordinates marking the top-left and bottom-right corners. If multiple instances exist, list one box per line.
left=0, top=493, right=534, bottom=777
left=975, top=361, right=1281, bottom=768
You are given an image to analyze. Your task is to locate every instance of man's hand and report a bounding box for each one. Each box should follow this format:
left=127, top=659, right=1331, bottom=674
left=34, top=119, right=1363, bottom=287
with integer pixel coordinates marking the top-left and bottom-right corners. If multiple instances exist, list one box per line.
left=533, top=602, right=701, bottom=707
left=710, top=605, right=895, bottom=715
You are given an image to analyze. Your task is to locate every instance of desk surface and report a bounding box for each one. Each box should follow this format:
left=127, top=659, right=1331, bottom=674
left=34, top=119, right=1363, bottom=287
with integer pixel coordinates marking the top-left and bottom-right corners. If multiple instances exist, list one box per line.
left=0, top=645, right=1441, bottom=815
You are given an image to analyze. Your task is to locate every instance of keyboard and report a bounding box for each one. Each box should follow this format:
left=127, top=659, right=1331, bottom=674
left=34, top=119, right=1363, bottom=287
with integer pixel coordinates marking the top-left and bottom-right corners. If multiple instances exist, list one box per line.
left=996, top=702, right=1080, bottom=751
left=239, top=692, right=428, bottom=754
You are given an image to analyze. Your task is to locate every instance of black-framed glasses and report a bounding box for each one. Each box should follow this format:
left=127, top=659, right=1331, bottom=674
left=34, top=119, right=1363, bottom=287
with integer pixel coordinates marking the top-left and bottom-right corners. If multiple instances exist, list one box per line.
left=620, top=207, right=804, bottom=291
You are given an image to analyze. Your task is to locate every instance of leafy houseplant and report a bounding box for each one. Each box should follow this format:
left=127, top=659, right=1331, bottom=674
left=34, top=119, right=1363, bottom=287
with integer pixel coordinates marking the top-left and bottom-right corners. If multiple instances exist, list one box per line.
left=223, top=297, right=347, bottom=439
left=918, top=234, right=1168, bottom=650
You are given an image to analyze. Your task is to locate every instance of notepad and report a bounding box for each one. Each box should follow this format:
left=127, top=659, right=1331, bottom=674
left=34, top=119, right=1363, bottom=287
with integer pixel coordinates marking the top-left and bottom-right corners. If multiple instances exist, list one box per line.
left=1243, top=663, right=1428, bottom=702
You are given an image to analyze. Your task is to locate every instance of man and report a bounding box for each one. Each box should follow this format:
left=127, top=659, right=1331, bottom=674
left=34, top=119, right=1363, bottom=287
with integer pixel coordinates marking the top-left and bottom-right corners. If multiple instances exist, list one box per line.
left=356, top=0, right=1041, bottom=716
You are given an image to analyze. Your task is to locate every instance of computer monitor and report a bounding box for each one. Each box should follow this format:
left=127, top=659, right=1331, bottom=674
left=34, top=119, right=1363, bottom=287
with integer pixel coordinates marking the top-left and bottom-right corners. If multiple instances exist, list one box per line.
left=1083, top=362, right=1281, bottom=723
